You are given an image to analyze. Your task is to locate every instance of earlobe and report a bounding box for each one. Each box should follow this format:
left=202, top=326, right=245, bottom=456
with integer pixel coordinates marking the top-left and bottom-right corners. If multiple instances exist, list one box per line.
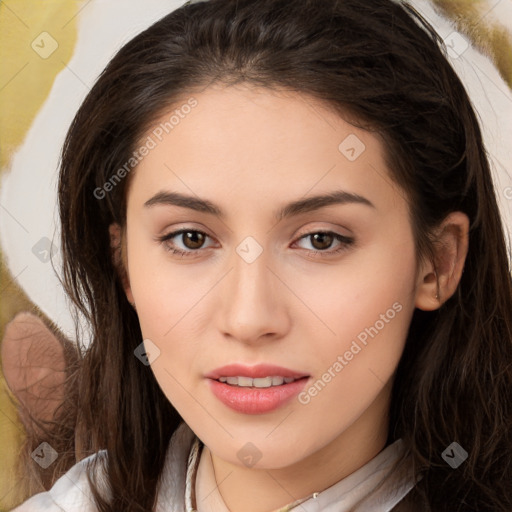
left=415, top=211, right=469, bottom=311
left=109, top=223, right=135, bottom=306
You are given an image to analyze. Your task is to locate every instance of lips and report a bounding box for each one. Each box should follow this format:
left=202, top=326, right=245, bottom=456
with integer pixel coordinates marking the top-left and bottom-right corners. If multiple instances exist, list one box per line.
left=204, top=363, right=310, bottom=414
left=204, top=363, right=309, bottom=380
left=207, top=375, right=310, bottom=414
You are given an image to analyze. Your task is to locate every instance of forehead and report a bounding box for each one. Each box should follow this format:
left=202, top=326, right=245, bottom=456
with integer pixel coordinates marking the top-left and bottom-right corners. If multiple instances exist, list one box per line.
left=128, top=84, right=404, bottom=216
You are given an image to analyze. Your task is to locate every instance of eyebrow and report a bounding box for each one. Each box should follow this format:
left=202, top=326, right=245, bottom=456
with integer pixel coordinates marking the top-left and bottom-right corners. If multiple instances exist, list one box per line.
left=144, top=189, right=375, bottom=221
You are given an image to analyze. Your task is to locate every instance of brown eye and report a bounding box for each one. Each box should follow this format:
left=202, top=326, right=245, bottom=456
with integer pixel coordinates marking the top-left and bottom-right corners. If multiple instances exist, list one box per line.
left=295, top=231, right=354, bottom=258
left=159, top=229, right=213, bottom=257
left=309, top=232, right=335, bottom=250
left=181, top=230, right=206, bottom=249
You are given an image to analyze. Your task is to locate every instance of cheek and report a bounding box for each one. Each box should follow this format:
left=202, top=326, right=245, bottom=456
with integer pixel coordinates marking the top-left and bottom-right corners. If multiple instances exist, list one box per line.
left=292, top=295, right=413, bottom=453
left=294, top=235, right=416, bottom=342
left=295, top=239, right=416, bottom=398
left=125, top=232, right=206, bottom=337
left=126, top=250, right=215, bottom=406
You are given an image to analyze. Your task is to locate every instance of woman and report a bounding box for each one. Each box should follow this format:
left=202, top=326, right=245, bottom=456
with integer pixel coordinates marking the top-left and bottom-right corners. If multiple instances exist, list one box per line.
left=12, top=0, right=512, bottom=510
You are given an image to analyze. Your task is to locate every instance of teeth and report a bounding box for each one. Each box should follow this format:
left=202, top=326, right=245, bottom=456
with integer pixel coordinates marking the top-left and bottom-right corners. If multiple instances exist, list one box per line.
left=236, top=376, right=254, bottom=387
left=217, top=376, right=300, bottom=387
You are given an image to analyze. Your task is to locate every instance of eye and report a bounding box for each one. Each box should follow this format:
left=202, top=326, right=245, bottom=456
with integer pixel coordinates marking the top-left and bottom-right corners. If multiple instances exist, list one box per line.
left=294, top=231, right=354, bottom=257
left=158, top=229, right=214, bottom=257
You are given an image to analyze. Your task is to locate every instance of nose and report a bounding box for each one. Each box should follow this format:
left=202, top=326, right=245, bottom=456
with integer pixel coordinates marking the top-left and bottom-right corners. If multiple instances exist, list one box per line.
left=217, top=242, right=291, bottom=346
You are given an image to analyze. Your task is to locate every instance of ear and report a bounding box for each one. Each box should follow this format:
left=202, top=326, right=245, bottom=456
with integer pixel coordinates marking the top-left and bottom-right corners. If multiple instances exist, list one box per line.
left=415, top=211, right=469, bottom=311
left=109, top=222, right=135, bottom=306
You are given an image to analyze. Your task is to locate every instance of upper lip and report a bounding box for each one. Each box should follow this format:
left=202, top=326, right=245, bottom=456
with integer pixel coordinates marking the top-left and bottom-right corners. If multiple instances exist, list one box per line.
left=205, top=364, right=309, bottom=380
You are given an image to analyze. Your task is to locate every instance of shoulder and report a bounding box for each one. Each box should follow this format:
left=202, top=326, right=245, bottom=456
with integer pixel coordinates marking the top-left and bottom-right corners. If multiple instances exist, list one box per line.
left=11, top=451, right=108, bottom=512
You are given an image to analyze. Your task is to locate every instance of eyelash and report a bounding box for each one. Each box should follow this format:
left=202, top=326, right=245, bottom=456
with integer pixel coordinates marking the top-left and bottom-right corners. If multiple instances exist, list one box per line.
left=157, top=228, right=354, bottom=259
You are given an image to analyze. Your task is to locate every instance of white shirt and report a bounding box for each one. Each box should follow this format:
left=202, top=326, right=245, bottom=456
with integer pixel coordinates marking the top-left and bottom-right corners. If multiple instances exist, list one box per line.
left=12, top=422, right=419, bottom=511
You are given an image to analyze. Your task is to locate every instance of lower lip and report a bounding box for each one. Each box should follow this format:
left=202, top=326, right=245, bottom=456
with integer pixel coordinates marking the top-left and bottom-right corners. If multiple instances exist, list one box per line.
left=207, top=377, right=309, bottom=414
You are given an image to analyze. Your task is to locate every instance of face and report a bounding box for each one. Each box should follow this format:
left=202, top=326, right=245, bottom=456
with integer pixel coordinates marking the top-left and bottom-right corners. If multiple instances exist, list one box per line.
left=122, top=84, right=423, bottom=470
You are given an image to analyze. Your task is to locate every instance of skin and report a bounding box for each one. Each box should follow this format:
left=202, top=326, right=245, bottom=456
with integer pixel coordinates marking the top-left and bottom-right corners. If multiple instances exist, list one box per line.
left=116, top=83, right=468, bottom=512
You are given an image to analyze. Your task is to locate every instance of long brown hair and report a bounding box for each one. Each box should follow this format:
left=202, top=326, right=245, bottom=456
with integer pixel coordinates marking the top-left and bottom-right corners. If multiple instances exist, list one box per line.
left=29, top=0, right=512, bottom=510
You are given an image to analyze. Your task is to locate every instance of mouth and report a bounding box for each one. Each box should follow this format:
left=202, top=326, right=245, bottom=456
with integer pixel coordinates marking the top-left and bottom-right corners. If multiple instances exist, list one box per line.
left=205, top=364, right=310, bottom=414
